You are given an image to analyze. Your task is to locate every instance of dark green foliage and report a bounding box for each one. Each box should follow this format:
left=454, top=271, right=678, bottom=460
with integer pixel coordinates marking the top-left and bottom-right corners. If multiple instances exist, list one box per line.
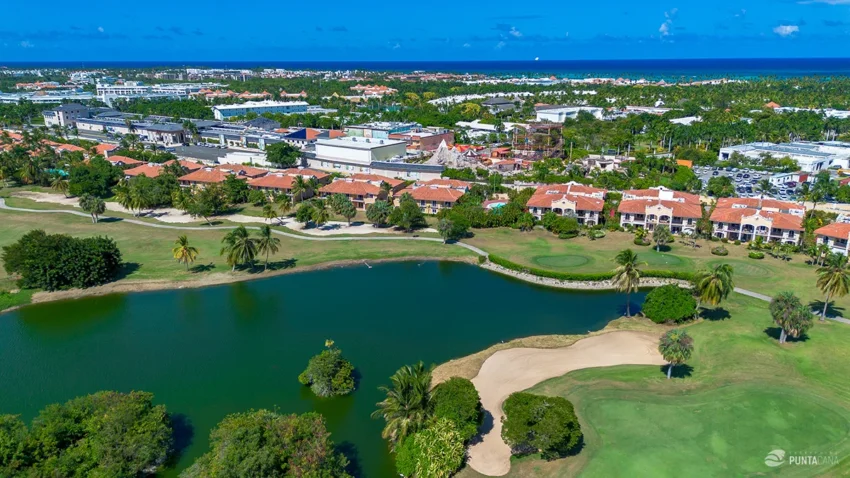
left=705, top=176, right=736, bottom=198
left=366, top=200, right=392, bottom=226
left=264, top=142, right=302, bottom=168
left=295, top=202, right=314, bottom=225
left=430, top=378, right=483, bottom=443
left=298, top=347, right=356, bottom=397
left=181, top=410, right=350, bottom=478
left=501, top=392, right=582, bottom=459
left=541, top=212, right=579, bottom=236
left=111, top=149, right=177, bottom=163
left=2, top=230, right=122, bottom=291
left=642, top=284, right=697, bottom=324
left=488, top=254, right=694, bottom=282
left=388, top=193, right=426, bottom=231
left=711, top=246, right=729, bottom=256
left=634, top=237, right=650, bottom=246
left=68, top=156, right=121, bottom=197
left=0, top=391, right=173, bottom=477
left=749, top=251, right=765, bottom=259
left=222, top=174, right=250, bottom=204
left=394, top=418, right=465, bottom=478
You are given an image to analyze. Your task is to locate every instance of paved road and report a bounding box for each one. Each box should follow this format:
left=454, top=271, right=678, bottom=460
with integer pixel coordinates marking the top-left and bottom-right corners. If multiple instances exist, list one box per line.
left=0, top=198, right=489, bottom=257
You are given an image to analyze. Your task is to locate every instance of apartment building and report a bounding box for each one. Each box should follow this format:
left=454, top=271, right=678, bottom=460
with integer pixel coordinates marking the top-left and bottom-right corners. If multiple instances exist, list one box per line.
left=318, top=175, right=397, bottom=210
left=710, top=197, right=804, bottom=245
left=618, top=187, right=702, bottom=233
left=396, top=179, right=470, bottom=214
left=178, top=165, right=268, bottom=187
left=247, top=168, right=330, bottom=199
left=526, top=183, right=606, bottom=225
left=815, top=222, right=850, bottom=255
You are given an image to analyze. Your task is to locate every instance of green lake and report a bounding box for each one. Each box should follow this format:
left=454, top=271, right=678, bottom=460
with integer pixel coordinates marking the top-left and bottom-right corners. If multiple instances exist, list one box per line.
left=0, top=261, right=645, bottom=477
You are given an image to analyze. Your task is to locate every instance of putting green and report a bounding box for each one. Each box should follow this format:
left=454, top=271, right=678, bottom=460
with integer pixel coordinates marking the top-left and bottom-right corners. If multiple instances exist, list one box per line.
left=576, top=385, right=849, bottom=477
left=707, top=259, right=773, bottom=277
left=641, top=251, right=685, bottom=267
left=532, top=255, right=591, bottom=268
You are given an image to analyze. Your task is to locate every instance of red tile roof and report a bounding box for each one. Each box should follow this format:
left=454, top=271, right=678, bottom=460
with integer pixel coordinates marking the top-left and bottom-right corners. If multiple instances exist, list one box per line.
left=527, top=192, right=604, bottom=212
left=401, top=185, right=466, bottom=203
left=533, top=182, right=606, bottom=198
left=416, top=178, right=470, bottom=189
left=320, top=180, right=381, bottom=196
left=716, top=197, right=804, bottom=213
left=248, top=174, right=295, bottom=190
left=350, top=173, right=404, bottom=188
left=710, top=208, right=803, bottom=231
left=618, top=199, right=703, bottom=218
left=1, top=131, right=22, bottom=141
left=214, top=164, right=268, bottom=178
left=106, top=155, right=144, bottom=166
left=179, top=168, right=238, bottom=184
left=95, top=144, right=118, bottom=154
left=623, top=188, right=700, bottom=205
left=165, top=159, right=204, bottom=172
left=815, top=222, right=850, bottom=240
left=279, top=167, right=330, bottom=180
left=124, top=164, right=164, bottom=178
left=55, top=144, right=86, bottom=153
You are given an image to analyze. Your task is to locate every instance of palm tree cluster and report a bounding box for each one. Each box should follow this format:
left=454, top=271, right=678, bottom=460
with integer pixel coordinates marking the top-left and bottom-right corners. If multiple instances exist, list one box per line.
left=219, top=225, right=281, bottom=272
left=371, top=362, right=433, bottom=450
left=769, top=292, right=814, bottom=344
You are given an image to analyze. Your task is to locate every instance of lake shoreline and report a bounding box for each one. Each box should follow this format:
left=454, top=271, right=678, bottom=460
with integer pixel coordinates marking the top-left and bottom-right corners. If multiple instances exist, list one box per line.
left=1, top=255, right=478, bottom=314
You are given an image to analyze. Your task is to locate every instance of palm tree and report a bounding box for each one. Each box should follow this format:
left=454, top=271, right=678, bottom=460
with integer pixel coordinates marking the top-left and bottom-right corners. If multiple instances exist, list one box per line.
left=756, top=179, right=774, bottom=196
left=220, top=226, right=258, bottom=272
left=379, top=180, right=393, bottom=199
left=50, top=175, right=69, bottom=197
left=255, top=225, right=280, bottom=272
left=172, top=235, right=199, bottom=271
left=769, top=292, right=813, bottom=344
left=693, top=264, right=735, bottom=316
left=262, top=203, right=277, bottom=224
left=652, top=225, right=673, bottom=252
left=292, top=176, right=308, bottom=202
left=371, top=362, right=433, bottom=450
left=311, top=199, right=330, bottom=227
left=658, top=329, right=694, bottom=379
left=816, top=254, right=850, bottom=320
left=275, top=193, right=292, bottom=223
left=612, top=249, right=641, bottom=317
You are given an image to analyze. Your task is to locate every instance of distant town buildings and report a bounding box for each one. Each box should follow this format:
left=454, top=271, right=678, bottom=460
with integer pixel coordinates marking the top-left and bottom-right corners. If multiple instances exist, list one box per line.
left=535, top=106, right=605, bottom=122
left=307, top=137, right=443, bottom=180
left=343, top=122, right=422, bottom=139
left=719, top=141, right=850, bottom=172
left=211, top=101, right=310, bottom=120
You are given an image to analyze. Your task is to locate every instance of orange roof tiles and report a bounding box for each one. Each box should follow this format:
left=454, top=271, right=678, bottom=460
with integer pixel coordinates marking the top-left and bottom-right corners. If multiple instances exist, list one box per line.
left=279, top=167, right=330, bottom=180
left=55, top=144, right=86, bottom=153
left=95, top=144, right=118, bottom=154
left=715, top=197, right=804, bottom=213
left=165, top=159, right=204, bottom=172
left=416, top=178, right=471, bottom=189
left=320, top=180, right=381, bottom=196
left=124, top=163, right=164, bottom=178
left=526, top=193, right=604, bottom=211
left=402, top=185, right=466, bottom=203
left=815, top=222, right=850, bottom=240
left=214, top=164, right=268, bottom=178
left=106, top=155, right=144, bottom=166
left=676, top=159, right=693, bottom=168
left=623, top=188, right=701, bottom=205
left=710, top=208, right=803, bottom=231
left=618, top=199, right=703, bottom=218
left=248, top=174, right=295, bottom=190
left=350, top=173, right=404, bottom=188
left=533, top=182, right=606, bottom=198
left=179, top=168, right=235, bottom=184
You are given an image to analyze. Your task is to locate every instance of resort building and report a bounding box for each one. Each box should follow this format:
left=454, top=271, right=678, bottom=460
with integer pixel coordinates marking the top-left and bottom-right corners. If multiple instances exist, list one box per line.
left=535, top=106, right=605, bottom=122
left=211, top=101, right=310, bottom=120
left=618, top=187, right=702, bottom=233
left=247, top=168, right=330, bottom=198
left=42, top=103, right=92, bottom=128
left=395, top=179, right=470, bottom=214
left=318, top=175, right=395, bottom=210
left=178, top=165, right=268, bottom=187
left=815, top=223, right=850, bottom=255
left=344, top=122, right=421, bottom=140
left=526, top=183, right=607, bottom=225
left=105, top=155, right=144, bottom=167
left=710, top=196, right=804, bottom=245
left=124, top=160, right=203, bottom=178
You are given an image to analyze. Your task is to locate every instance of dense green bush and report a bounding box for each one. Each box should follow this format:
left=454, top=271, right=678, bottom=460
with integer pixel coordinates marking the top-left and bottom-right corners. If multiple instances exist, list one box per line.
left=734, top=239, right=742, bottom=246
left=298, top=345, right=356, bottom=397
left=501, top=392, right=582, bottom=459
left=711, top=246, right=729, bottom=256
left=541, top=212, right=579, bottom=236
left=395, top=418, right=465, bottom=478
left=589, top=229, right=606, bottom=239
left=633, top=238, right=650, bottom=246
left=68, top=156, right=121, bottom=198
left=720, top=237, right=729, bottom=243
left=430, top=378, right=483, bottom=443
left=748, top=251, right=765, bottom=259
left=641, top=284, right=697, bottom=324
left=0, top=391, right=173, bottom=477
left=182, top=410, right=350, bottom=477
left=2, top=229, right=123, bottom=291
left=488, top=255, right=694, bottom=282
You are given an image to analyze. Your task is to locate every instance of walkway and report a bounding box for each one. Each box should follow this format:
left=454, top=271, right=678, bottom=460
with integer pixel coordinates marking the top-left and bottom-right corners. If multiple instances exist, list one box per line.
left=734, top=286, right=850, bottom=325
left=0, top=198, right=489, bottom=256
left=467, top=331, right=665, bottom=476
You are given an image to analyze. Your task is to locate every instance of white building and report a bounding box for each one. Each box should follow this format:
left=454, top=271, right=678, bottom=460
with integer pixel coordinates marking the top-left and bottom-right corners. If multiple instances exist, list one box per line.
left=718, top=142, right=850, bottom=172
left=306, top=137, right=442, bottom=180
left=536, top=106, right=604, bottom=123
left=212, top=101, right=310, bottom=120
left=42, top=104, right=91, bottom=128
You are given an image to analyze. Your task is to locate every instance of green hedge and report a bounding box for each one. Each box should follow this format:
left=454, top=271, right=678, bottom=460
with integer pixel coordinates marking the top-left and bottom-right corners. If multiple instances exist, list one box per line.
left=488, top=255, right=694, bottom=282
left=748, top=251, right=765, bottom=259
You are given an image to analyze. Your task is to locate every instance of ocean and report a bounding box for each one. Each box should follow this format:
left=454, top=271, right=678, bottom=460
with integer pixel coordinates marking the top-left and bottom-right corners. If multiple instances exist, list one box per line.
left=5, top=58, right=850, bottom=80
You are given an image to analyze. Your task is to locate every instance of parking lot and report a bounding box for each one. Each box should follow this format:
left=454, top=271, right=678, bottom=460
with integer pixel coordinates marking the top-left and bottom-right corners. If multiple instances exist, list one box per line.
left=695, top=166, right=800, bottom=201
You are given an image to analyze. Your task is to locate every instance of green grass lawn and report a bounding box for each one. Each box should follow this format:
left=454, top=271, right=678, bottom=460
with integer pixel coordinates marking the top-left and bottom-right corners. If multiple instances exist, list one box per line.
left=458, top=295, right=850, bottom=477
left=467, top=228, right=847, bottom=311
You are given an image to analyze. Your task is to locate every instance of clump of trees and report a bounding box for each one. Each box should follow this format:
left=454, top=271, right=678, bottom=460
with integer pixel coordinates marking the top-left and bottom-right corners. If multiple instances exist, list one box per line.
left=541, top=211, right=579, bottom=238
left=181, top=410, right=351, bottom=478
left=0, top=391, right=173, bottom=477
left=501, top=392, right=583, bottom=459
left=769, top=292, right=814, bottom=343
left=68, top=156, right=122, bottom=198
left=264, top=142, right=302, bottom=168
left=642, top=284, right=697, bottom=324
left=388, top=193, right=426, bottom=231
left=173, top=184, right=229, bottom=225
left=298, top=340, right=356, bottom=397
left=2, top=229, right=122, bottom=291
left=372, top=364, right=483, bottom=477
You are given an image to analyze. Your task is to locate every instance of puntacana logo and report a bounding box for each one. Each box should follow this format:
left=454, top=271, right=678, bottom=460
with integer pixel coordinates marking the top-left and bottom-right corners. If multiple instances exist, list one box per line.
left=765, top=449, right=786, bottom=467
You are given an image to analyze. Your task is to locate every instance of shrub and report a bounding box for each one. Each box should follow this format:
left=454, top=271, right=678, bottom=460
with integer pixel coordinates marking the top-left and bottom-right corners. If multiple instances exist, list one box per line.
left=1, top=230, right=122, bottom=291
left=710, top=236, right=720, bottom=242
left=633, top=238, right=650, bottom=246
left=501, top=392, right=582, bottom=459
left=298, top=346, right=355, bottom=397
left=395, top=418, right=465, bottom=478
left=720, top=237, right=728, bottom=243
left=734, top=239, right=742, bottom=246
left=558, top=231, right=579, bottom=239
left=589, top=229, right=606, bottom=239
left=641, top=284, right=697, bottom=324
left=477, top=255, right=487, bottom=264
left=430, top=378, right=483, bottom=443
left=748, top=251, right=765, bottom=259
left=183, top=410, right=350, bottom=477
left=711, top=246, right=729, bottom=256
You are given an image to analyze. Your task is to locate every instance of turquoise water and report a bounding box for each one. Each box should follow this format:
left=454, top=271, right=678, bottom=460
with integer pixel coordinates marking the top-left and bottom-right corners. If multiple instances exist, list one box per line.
left=0, top=261, right=643, bottom=476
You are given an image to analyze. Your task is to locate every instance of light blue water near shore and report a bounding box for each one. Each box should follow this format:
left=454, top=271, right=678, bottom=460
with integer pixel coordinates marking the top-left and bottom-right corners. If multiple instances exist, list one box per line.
left=6, top=58, right=850, bottom=80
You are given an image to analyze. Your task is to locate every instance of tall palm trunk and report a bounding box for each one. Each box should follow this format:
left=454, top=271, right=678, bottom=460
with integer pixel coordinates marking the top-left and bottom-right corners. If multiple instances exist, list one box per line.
left=779, top=328, right=787, bottom=344
left=822, top=293, right=831, bottom=321
left=625, top=291, right=631, bottom=317
left=667, top=363, right=674, bottom=379
left=265, top=250, right=270, bottom=272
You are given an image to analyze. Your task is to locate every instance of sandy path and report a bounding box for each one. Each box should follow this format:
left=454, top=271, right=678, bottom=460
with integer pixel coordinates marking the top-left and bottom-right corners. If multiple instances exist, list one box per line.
left=467, top=331, right=665, bottom=476
left=11, top=191, right=435, bottom=235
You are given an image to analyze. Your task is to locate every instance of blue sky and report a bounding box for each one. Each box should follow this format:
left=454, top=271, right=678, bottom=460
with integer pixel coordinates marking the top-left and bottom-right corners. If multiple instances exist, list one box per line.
left=2, top=0, right=850, bottom=61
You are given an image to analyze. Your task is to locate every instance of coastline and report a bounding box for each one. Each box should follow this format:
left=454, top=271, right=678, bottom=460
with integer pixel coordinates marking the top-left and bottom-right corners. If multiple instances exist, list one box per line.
left=0, top=256, right=477, bottom=315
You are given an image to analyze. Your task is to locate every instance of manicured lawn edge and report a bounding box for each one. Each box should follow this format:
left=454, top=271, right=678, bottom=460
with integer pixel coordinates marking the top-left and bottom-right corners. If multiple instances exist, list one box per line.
left=488, top=254, right=695, bottom=282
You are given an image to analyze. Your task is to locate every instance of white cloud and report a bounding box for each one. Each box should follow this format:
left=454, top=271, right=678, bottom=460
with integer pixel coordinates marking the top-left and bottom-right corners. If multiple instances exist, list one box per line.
left=97, top=26, right=104, bottom=33
left=659, top=23, right=670, bottom=35
left=773, top=24, right=800, bottom=36
left=463, top=43, right=471, bottom=48
left=659, top=8, right=678, bottom=36
left=392, top=42, right=401, bottom=49
left=495, top=41, right=506, bottom=49
left=19, top=41, right=33, bottom=48
left=509, top=26, right=522, bottom=38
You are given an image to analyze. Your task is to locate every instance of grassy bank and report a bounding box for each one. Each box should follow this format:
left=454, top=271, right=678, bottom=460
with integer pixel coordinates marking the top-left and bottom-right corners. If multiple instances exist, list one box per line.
left=456, top=294, right=850, bottom=477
